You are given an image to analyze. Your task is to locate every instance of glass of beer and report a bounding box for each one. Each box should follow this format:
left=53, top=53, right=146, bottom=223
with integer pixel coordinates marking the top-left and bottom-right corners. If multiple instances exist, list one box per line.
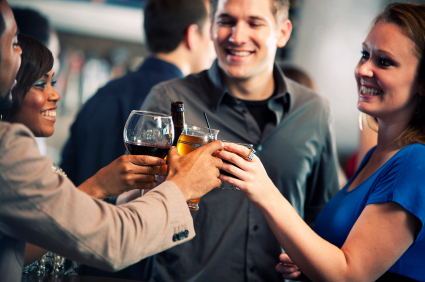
left=176, top=124, right=219, bottom=211
left=123, top=110, right=174, bottom=195
left=219, top=142, right=254, bottom=190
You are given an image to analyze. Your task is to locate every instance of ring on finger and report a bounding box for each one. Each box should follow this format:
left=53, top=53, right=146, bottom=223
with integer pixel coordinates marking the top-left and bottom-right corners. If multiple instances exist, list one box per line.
left=244, top=148, right=256, bottom=161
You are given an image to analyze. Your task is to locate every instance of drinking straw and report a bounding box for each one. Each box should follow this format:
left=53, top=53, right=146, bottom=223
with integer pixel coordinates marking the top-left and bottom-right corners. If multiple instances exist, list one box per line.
left=204, top=112, right=213, bottom=137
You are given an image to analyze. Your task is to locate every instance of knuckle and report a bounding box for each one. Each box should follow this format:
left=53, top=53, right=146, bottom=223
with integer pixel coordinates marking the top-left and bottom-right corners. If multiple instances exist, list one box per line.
left=139, top=155, right=150, bottom=164
left=124, top=175, right=134, bottom=185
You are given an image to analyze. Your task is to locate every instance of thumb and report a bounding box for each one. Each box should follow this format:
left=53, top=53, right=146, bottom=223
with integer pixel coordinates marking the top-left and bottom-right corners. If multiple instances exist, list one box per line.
left=279, top=253, right=294, bottom=264
left=201, top=140, right=224, bottom=155
left=167, top=146, right=180, bottom=161
left=128, top=154, right=166, bottom=166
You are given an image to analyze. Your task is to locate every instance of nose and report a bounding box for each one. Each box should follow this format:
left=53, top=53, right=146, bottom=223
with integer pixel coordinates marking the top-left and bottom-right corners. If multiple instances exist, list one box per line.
left=355, top=59, right=373, bottom=78
left=49, top=88, right=61, bottom=102
left=229, top=22, right=247, bottom=45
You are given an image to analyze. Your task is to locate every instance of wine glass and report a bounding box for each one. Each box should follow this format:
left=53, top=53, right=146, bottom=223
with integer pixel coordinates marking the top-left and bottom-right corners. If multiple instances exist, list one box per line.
left=123, top=110, right=174, bottom=195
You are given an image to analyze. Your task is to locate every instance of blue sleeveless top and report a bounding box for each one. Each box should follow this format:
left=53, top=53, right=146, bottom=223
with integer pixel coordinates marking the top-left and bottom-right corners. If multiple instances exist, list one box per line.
left=315, top=143, right=425, bottom=281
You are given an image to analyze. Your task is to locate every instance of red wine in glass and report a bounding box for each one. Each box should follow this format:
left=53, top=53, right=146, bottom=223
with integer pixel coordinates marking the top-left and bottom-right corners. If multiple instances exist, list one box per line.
left=125, top=142, right=170, bottom=159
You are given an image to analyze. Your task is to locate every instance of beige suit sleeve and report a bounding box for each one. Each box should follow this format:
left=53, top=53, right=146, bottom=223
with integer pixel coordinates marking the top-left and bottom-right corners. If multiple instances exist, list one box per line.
left=0, top=122, right=195, bottom=272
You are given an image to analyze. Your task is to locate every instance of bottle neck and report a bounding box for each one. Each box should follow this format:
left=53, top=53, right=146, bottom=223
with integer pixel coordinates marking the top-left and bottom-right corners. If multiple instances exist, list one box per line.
left=171, top=111, right=185, bottom=127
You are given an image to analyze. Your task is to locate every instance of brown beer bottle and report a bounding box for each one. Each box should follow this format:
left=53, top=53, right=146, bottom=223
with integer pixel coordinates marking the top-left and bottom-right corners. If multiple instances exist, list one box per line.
left=171, top=101, right=185, bottom=147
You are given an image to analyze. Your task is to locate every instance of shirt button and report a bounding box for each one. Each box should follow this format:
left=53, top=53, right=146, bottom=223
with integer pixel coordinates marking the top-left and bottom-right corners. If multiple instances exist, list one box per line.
left=241, top=109, right=247, bottom=114
left=257, top=145, right=263, bottom=152
left=253, top=225, right=259, bottom=231
left=250, top=267, right=255, bottom=273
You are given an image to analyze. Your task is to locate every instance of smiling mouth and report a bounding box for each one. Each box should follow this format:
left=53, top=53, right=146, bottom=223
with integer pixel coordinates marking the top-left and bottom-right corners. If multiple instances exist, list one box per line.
left=361, top=86, right=382, bottom=96
left=227, top=49, right=253, bottom=57
left=40, top=110, right=56, bottom=118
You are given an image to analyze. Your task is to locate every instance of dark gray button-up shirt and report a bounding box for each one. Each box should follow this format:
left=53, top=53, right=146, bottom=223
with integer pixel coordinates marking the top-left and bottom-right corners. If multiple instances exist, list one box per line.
left=142, top=61, right=340, bottom=282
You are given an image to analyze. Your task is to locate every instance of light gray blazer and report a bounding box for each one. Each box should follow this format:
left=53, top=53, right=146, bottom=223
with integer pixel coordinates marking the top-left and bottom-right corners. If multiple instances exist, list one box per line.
left=0, top=122, right=195, bottom=282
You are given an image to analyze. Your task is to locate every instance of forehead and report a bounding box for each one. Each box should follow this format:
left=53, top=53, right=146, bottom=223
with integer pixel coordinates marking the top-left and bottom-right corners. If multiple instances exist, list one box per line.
left=0, top=1, right=17, bottom=42
left=215, top=0, right=274, bottom=19
left=366, top=22, right=417, bottom=59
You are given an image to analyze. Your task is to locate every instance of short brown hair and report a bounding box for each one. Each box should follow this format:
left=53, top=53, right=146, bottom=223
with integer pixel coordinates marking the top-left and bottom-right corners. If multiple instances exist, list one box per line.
left=370, top=3, right=425, bottom=146
left=210, top=0, right=290, bottom=23
left=144, top=0, right=209, bottom=54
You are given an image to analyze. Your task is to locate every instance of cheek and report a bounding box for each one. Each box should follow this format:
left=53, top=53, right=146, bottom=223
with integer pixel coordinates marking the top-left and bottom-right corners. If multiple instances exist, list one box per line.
left=22, top=91, right=47, bottom=114
left=214, top=28, right=228, bottom=45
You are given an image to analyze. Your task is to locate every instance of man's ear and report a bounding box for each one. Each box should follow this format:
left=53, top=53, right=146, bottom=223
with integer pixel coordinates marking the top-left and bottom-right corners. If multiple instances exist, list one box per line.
left=185, top=24, right=200, bottom=51
left=276, top=19, right=292, bottom=48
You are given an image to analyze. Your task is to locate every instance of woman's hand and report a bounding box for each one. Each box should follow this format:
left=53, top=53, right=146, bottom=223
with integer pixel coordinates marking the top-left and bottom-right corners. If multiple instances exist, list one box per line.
left=78, top=155, right=166, bottom=199
left=215, top=143, right=277, bottom=206
left=116, top=163, right=168, bottom=205
left=276, top=253, right=308, bottom=281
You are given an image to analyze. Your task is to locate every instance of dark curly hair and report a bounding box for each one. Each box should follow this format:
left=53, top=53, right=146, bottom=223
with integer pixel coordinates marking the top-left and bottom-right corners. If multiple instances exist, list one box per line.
left=2, top=33, right=53, bottom=121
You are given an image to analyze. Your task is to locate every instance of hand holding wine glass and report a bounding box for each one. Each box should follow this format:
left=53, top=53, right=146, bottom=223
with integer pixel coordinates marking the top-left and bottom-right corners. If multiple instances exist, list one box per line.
left=123, top=110, right=174, bottom=196
left=79, top=154, right=166, bottom=199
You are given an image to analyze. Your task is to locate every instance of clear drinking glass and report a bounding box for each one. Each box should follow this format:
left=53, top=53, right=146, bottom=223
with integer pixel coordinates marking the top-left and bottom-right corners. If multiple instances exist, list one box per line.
left=218, top=142, right=254, bottom=190
left=176, top=124, right=219, bottom=211
left=123, top=110, right=174, bottom=195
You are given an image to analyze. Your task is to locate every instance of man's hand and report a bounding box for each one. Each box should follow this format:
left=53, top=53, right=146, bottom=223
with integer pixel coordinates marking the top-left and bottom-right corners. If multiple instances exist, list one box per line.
left=78, top=155, right=166, bottom=199
left=166, top=140, right=223, bottom=200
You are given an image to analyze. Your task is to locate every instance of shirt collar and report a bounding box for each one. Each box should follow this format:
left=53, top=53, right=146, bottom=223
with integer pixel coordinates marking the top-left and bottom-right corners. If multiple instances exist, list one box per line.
left=207, top=60, right=291, bottom=113
left=138, top=56, right=184, bottom=78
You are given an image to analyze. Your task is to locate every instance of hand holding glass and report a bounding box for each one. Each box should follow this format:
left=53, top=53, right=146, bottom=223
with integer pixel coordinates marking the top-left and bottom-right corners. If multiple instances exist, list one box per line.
left=176, top=124, right=219, bottom=211
left=123, top=110, right=174, bottom=195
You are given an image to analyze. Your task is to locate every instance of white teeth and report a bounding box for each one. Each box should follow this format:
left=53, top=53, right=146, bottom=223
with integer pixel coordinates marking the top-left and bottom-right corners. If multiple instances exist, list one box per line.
left=361, top=86, right=382, bottom=95
left=228, top=50, right=251, bottom=56
left=40, top=110, right=56, bottom=117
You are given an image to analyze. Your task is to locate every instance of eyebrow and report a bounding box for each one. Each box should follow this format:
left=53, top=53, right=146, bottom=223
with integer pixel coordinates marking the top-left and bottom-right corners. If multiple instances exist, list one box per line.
left=362, top=43, right=395, bottom=57
left=217, top=13, right=266, bottom=21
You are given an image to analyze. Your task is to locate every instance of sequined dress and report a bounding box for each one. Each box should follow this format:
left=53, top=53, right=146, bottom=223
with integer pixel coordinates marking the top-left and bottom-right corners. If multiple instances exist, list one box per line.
left=22, top=164, right=79, bottom=276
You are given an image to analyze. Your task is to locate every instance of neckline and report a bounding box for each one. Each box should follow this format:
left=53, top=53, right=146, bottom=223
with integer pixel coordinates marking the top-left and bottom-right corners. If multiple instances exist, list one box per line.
left=343, top=145, right=410, bottom=194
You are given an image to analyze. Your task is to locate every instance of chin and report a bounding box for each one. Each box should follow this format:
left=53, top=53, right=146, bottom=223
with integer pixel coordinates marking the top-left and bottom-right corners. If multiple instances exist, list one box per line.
left=34, top=129, right=55, bottom=138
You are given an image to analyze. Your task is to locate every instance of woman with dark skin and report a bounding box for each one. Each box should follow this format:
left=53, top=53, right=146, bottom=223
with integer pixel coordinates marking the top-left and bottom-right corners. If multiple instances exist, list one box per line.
left=219, top=3, right=425, bottom=281
left=1, top=34, right=166, bottom=272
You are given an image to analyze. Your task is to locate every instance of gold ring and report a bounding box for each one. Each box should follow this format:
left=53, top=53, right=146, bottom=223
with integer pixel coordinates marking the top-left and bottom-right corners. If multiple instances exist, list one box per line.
left=245, top=148, right=256, bottom=161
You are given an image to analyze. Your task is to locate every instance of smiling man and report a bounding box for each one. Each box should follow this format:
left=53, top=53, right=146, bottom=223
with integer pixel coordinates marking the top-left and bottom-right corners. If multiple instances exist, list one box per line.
left=141, top=0, right=341, bottom=281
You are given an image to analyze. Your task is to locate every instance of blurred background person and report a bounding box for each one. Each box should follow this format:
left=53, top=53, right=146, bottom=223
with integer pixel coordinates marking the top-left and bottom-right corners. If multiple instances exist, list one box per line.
left=60, top=0, right=216, bottom=280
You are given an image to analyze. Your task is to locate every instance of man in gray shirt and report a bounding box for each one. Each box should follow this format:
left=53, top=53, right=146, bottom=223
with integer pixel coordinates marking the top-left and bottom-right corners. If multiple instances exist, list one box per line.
left=141, top=0, right=341, bottom=281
